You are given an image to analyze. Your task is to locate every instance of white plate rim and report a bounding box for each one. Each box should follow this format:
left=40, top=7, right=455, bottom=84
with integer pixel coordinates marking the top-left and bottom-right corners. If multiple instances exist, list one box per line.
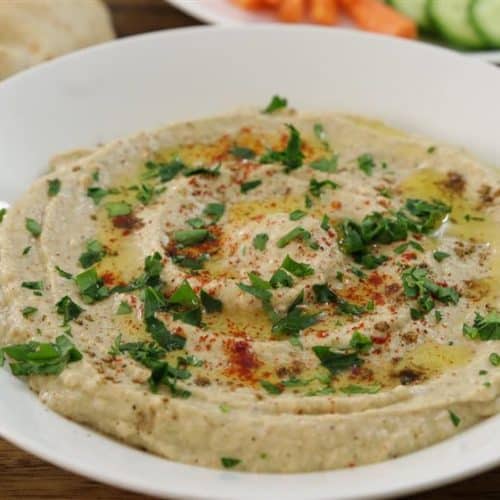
left=166, top=0, right=500, bottom=63
left=0, top=24, right=499, bottom=500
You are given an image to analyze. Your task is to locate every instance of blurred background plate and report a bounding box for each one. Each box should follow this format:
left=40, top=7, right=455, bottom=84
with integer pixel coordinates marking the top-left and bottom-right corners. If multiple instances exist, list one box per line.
left=166, top=0, right=500, bottom=63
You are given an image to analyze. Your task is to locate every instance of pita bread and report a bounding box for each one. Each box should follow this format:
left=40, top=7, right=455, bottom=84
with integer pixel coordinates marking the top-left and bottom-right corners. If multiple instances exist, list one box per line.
left=0, top=0, right=115, bottom=80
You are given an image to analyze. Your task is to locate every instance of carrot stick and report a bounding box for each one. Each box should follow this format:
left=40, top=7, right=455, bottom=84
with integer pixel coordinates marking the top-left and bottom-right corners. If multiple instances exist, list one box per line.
left=278, top=0, right=306, bottom=22
left=231, top=0, right=265, bottom=9
left=310, top=0, right=339, bottom=25
left=339, top=0, right=417, bottom=39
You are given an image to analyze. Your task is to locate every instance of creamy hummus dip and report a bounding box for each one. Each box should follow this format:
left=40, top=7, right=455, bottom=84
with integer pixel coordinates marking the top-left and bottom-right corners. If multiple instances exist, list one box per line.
left=1, top=101, right=500, bottom=472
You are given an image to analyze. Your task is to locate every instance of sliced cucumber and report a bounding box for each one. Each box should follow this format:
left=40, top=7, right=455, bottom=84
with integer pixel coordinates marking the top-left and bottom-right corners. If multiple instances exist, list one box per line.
left=427, top=0, right=486, bottom=49
left=470, top=0, right=500, bottom=47
left=387, top=0, right=432, bottom=31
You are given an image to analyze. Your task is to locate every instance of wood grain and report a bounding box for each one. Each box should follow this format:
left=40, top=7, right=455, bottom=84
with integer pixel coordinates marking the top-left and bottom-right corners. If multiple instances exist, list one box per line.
left=0, top=0, right=498, bottom=498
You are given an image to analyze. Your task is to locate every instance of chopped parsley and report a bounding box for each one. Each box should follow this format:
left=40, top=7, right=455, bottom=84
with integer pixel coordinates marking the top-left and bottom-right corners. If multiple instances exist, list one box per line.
left=168, top=280, right=203, bottom=328
left=349, top=331, right=372, bottom=353
left=357, top=154, right=376, bottom=176
left=55, top=266, right=73, bottom=279
left=116, top=301, right=132, bottom=315
left=183, top=164, right=221, bottom=177
left=277, top=227, right=313, bottom=248
left=74, top=268, right=110, bottom=304
left=260, top=380, right=283, bottom=395
left=312, top=283, right=367, bottom=316
left=105, top=201, right=132, bottom=217
left=87, top=186, right=110, bottom=205
left=174, top=229, right=209, bottom=246
left=289, top=209, right=307, bottom=221
left=337, top=198, right=450, bottom=261
left=47, top=178, right=61, bottom=197
left=309, top=178, right=339, bottom=197
left=433, top=251, right=451, bottom=262
left=272, top=306, right=320, bottom=337
left=281, top=255, right=314, bottom=277
left=260, top=124, right=304, bottom=173
left=221, top=457, right=241, bottom=469
left=0, top=208, right=6, bottom=223
left=252, top=233, right=269, bottom=251
left=0, top=335, right=81, bottom=376
left=143, top=159, right=185, bottom=183
left=110, top=335, right=189, bottom=396
left=402, top=267, right=459, bottom=320
left=464, top=214, right=485, bottom=222
left=22, top=246, right=31, bottom=255
left=203, top=203, right=225, bottom=223
left=310, top=155, right=338, bottom=173
left=313, top=346, right=363, bottom=374
left=55, top=296, right=84, bottom=324
left=320, top=215, right=330, bottom=231
left=230, top=145, right=256, bottom=159
left=25, top=218, right=42, bottom=238
left=262, top=95, right=287, bottom=113
left=21, top=306, right=38, bottom=318
left=313, top=123, right=329, bottom=149
left=136, top=183, right=164, bottom=205
left=340, top=384, right=380, bottom=395
left=489, top=352, right=500, bottom=366
left=241, top=179, right=262, bottom=193
left=448, top=410, right=461, bottom=427
left=269, top=268, right=294, bottom=288
left=79, top=239, right=106, bottom=268
left=186, top=217, right=205, bottom=229
left=21, top=280, right=44, bottom=291
left=463, top=311, right=500, bottom=341
left=394, top=240, right=424, bottom=254
left=200, top=290, right=223, bottom=313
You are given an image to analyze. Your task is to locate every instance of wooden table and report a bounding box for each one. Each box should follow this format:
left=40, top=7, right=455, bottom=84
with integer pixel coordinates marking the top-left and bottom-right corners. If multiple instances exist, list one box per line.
left=0, top=1, right=498, bottom=498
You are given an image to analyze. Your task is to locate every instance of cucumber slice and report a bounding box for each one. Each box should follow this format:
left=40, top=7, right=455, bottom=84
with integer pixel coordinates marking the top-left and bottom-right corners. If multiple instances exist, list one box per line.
left=470, top=0, right=500, bottom=47
left=387, top=0, right=432, bottom=31
left=427, top=0, right=486, bottom=49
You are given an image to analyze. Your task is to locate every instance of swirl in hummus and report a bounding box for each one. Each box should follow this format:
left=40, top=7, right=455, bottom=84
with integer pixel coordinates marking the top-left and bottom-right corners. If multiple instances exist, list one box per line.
left=1, top=101, right=499, bottom=472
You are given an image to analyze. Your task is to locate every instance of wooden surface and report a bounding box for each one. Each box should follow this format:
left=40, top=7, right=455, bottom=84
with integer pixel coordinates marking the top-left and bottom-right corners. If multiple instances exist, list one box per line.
left=0, top=1, right=498, bottom=498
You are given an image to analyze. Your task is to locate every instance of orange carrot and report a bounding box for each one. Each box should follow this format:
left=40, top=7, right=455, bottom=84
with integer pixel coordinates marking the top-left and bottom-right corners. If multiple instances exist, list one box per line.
left=278, top=0, right=306, bottom=22
left=231, top=0, right=265, bottom=9
left=339, top=0, right=417, bottom=39
left=310, top=0, right=338, bottom=25
left=262, top=0, right=281, bottom=6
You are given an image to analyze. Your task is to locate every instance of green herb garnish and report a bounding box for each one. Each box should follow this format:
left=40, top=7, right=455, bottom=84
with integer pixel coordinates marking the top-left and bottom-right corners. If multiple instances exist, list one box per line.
left=0, top=335, right=81, bottom=376
left=433, top=251, right=451, bottom=262
left=289, top=209, right=307, bottom=221
left=357, top=154, right=376, bottom=176
left=313, top=123, right=329, bottom=149
left=47, top=179, right=61, bottom=197
left=105, top=201, right=132, bottom=217
left=25, top=218, right=42, bottom=237
left=310, top=155, right=338, bottom=173
left=55, top=296, right=84, bottom=324
left=221, top=457, right=241, bottom=469
left=340, top=384, right=380, bottom=395
left=262, top=95, right=287, bottom=113
left=309, top=178, right=339, bottom=197
left=117, top=301, right=132, bottom=315
left=252, top=233, right=269, bottom=251
left=200, top=290, right=223, bottom=313
left=313, top=346, right=363, bottom=374
left=463, top=311, right=500, bottom=341
left=203, top=203, right=225, bottom=223
left=79, top=239, right=106, bottom=268
left=349, top=331, right=372, bottom=352
left=260, top=380, right=283, bottom=395
left=174, top=229, right=209, bottom=246
left=241, top=179, right=262, bottom=193
left=448, top=410, right=461, bottom=427
left=230, top=146, right=256, bottom=159
left=21, top=306, right=38, bottom=318
left=260, top=124, right=304, bottom=173
left=281, top=255, right=314, bottom=277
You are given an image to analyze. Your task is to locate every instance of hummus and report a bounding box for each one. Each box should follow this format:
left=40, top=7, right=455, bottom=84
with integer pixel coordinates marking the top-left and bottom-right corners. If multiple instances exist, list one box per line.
left=1, top=107, right=500, bottom=472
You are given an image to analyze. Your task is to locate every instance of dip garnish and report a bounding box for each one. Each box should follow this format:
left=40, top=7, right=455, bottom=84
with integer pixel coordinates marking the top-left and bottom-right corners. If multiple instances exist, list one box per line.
left=262, top=95, right=287, bottom=114
left=241, top=179, right=262, bottom=193
left=47, top=178, right=61, bottom=197
left=79, top=239, right=106, bottom=268
left=25, top=217, right=42, bottom=237
left=260, top=124, right=304, bottom=173
left=357, top=153, right=376, bottom=176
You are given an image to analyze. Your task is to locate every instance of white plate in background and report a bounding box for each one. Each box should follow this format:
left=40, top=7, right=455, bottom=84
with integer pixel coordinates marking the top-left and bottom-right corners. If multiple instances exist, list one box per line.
left=0, top=25, right=500, bottom=499
left=167, top=0, right=500, bottom=63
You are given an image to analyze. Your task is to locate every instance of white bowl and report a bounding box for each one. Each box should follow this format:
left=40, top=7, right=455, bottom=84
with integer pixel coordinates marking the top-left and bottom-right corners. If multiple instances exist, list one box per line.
left=0, top=26, right=499, bottom=500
